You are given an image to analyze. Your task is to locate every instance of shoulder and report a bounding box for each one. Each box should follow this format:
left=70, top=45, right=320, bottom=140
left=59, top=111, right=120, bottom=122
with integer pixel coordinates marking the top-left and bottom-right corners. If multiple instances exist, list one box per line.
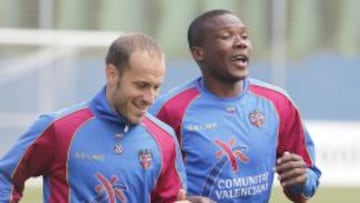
left=150, top=78, right=200, bottom=115
left=36, top=102, right=93, bottom=131
left=48, top=102, right=93, bottom=123
left=248, top=78, right=293, bottom=103
left=21, top=102, right=93, bottom=143
left=247, top=78, right=301, bottom=117
left=142, top=113, right=177, bottom=141
left=141, top=114, right=181, bottom=153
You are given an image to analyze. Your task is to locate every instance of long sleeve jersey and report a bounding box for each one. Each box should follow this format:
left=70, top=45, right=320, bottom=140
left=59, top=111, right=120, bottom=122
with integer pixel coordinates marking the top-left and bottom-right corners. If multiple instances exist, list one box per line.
left=150, top=77, right=321, bottom=203
left=0, top=86, right=186, bottom=203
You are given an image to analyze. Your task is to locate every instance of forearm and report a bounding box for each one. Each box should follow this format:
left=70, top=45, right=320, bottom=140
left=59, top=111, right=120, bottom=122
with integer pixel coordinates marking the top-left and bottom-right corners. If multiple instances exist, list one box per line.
left=284, top=167, right=321, bottom=202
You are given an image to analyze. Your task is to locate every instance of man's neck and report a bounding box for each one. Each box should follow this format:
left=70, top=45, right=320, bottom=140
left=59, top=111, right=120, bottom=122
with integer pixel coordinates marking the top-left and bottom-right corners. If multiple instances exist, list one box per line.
left=202, top=77, right=245, bottom=98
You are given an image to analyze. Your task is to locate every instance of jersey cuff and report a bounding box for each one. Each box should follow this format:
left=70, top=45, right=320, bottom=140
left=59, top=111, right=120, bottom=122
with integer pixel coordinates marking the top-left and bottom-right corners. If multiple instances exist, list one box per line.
left=289, top=168, right=318, bottom=198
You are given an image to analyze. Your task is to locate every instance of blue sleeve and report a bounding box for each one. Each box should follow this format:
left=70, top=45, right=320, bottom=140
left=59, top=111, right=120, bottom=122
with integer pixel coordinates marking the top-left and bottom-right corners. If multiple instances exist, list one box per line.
left=286, top=167, right=321, bottom=199
left=282, top=126, right=321, bottom=201
left=286, top=129, right=321, bottom=200
left=0, top=115, right=54, bottom=202
left=303, top=167, right=321, bottom=197
left=301, top=128, right=321, bottom=198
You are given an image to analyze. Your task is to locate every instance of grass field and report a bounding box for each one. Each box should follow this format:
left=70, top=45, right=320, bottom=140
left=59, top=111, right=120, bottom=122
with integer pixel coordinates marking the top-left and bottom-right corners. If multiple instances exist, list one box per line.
left=20, top=186, right=360, bottom=202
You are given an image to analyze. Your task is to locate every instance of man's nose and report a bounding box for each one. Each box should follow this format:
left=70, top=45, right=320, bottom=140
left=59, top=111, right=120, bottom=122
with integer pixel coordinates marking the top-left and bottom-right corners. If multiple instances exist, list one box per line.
left=143, top=90, right=156, bottom=105
left=234, top=36, right=248, bottom=49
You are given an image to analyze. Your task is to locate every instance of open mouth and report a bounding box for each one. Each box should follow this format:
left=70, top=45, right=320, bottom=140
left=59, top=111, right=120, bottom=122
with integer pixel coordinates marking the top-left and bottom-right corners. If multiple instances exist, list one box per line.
left=231, top=54, right=249, bottom=64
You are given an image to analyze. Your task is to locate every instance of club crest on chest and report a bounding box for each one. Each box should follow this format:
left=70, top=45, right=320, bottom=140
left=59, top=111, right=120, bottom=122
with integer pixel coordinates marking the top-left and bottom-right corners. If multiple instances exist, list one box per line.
left=248, top=110, right=265, bottom=128
left=138, top=149, right=153, bottom=169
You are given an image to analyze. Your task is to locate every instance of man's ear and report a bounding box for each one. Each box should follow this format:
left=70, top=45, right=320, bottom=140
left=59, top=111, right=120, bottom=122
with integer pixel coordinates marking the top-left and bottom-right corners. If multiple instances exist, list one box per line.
left=105, top=64, right=118, bottom=84
left=190, top=47, right=204, bottom=62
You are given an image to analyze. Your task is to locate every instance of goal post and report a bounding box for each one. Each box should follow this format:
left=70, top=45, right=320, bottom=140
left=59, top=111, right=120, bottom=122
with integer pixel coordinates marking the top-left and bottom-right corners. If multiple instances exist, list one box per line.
left=0, top=29, right=124, bottom=153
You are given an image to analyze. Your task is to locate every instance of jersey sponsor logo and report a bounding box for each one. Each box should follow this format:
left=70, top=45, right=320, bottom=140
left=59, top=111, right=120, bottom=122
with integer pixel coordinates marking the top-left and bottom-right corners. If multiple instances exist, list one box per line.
left=201, top=138, right=249, bottom=196
left=93, top=173, right=127, bottom=203
left=186, top=122, right=217, bottom=132
left=248, top=110, right=265, bottom=128
left=214, top=138, right=249, bottom=172
left=214, top=172, right=270, bottom=200
left=138, top=149, right=153, bottom=169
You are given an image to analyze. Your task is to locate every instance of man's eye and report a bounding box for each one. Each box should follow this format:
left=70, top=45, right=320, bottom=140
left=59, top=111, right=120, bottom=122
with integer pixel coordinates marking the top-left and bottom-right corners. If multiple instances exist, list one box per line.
left=220, top=34, right=231, bottom=39
left=154, top=85, right=160, bottom=91
left=136, top=83, right=147, bottom=88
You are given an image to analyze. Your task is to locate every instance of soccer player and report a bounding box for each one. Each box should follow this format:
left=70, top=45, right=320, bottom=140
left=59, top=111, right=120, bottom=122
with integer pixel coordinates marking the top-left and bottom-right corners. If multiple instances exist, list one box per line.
left=150, top=9, right=321, bottom=203
left=0, top=33, right=189, bottom=203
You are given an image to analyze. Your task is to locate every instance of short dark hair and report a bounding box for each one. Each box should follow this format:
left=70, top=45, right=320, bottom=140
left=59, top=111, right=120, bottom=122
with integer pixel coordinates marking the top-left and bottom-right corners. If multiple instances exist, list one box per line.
left=187, top=9, right=234, bottom=48
left=105, top=33, right=163, bottom=74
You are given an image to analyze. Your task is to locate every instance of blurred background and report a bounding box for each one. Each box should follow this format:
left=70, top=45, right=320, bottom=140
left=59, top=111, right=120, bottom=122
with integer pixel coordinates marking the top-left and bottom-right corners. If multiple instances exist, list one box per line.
left=0, top=0, right=359, bottom=202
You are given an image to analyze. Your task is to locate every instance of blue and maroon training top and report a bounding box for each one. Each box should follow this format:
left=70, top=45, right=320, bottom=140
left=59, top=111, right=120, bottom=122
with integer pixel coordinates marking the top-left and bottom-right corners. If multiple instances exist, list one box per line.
left=0, top=86, right=186, bottom=203
left=150, top=77, right=321, bottom=203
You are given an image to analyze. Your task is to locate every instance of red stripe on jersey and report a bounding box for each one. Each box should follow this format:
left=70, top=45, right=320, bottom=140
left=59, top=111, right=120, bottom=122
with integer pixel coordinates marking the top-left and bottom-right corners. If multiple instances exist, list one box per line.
left=142, top=117, right=182, bottom=203
left=155, top=87, right=199, bottom=149
left=249, top=85, right=313, bottom=166
left=11, top=108, right=93, bottom=203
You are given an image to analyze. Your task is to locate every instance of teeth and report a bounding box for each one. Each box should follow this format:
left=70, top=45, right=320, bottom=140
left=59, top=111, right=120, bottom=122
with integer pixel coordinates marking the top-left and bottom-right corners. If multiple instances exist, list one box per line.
left=232, top=55, right=247, bottom=62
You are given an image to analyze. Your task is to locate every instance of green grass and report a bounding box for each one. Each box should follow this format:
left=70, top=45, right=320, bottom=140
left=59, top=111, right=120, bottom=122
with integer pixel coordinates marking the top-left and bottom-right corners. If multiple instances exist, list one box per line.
left=21, top=186, right=360, bottom=202
left=271, top=186, right=360, bottom=202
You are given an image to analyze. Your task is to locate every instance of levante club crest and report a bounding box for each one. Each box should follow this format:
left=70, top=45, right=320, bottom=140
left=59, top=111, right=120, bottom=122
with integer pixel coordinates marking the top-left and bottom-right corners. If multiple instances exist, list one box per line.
left=138, top=149, right=153, bottom=169
left=248, top=110, right=265, bottom=128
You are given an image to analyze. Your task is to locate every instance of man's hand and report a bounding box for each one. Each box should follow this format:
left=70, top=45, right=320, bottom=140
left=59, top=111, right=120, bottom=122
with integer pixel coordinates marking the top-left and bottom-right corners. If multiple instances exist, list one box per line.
left=175, top=189, right=217, bottom=203
left=275, top=151, right=307, bottom=187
